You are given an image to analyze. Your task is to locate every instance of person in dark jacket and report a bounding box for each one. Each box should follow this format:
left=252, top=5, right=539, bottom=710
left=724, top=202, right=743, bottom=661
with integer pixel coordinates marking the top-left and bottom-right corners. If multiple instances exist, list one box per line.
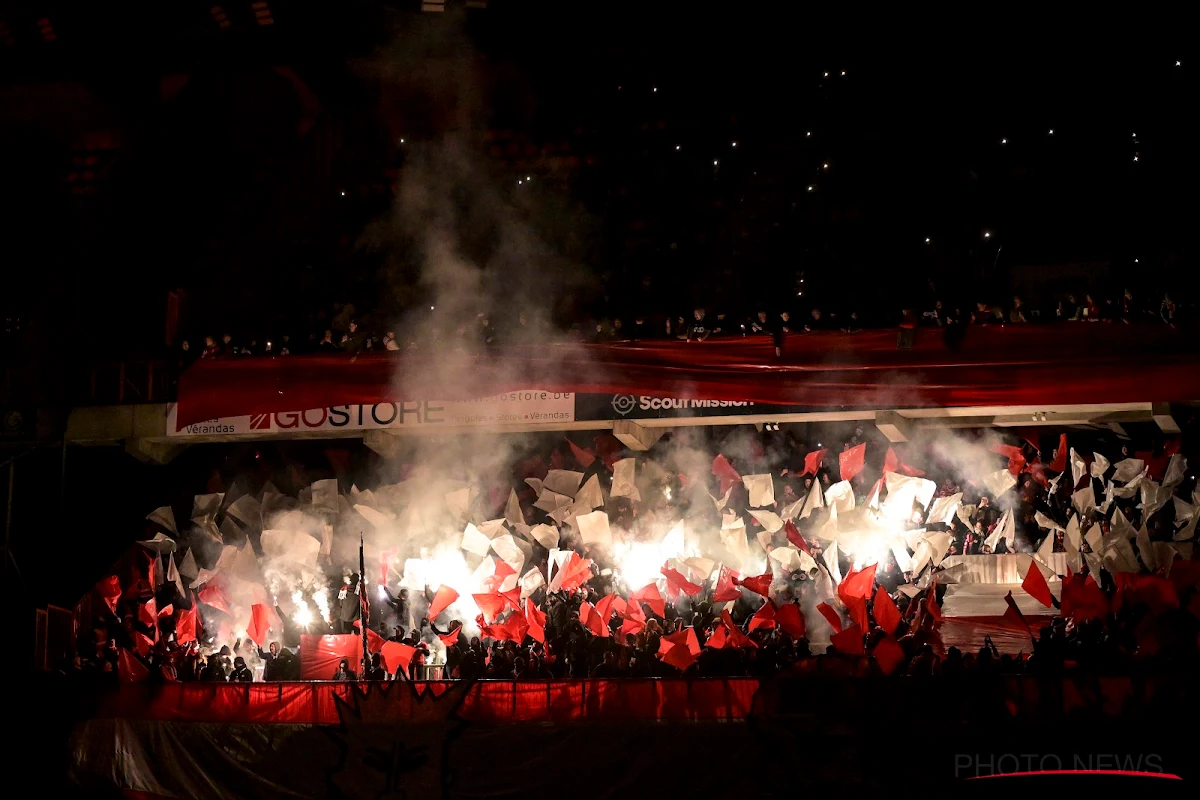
left=228, top=656, right=254, bottom=682
left=332, top=658, right=357, bottom=681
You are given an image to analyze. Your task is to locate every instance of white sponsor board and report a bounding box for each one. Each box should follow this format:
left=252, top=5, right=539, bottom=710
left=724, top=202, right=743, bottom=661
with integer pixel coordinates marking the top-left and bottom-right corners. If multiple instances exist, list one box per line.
left=166, top=390, right=575, bottom=437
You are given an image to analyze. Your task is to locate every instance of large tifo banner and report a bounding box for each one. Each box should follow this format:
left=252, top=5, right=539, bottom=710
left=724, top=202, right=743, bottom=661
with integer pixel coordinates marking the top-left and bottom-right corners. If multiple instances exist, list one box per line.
left=70, top=677, right=1195, bottom=798
left=167, top=391, right=805, bottom=437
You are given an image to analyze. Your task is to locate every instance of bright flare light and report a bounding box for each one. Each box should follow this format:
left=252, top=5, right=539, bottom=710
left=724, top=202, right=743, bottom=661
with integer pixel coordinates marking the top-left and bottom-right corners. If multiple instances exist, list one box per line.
left=850, top=531, right=895, bottom=571
left=612, top=522, right=689, bottom=589
left=312, top=589, right=331, bottom=625
left=400, top=548, right=482, bottom=625
left=291, top=590, right=313, bottom=628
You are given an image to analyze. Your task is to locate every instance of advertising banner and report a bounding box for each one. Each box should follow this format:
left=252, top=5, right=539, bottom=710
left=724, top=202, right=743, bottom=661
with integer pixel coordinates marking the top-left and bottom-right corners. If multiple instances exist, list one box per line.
left=573, top=392, right=802, bottom=421
left=166, top=390, right=576, bottom=437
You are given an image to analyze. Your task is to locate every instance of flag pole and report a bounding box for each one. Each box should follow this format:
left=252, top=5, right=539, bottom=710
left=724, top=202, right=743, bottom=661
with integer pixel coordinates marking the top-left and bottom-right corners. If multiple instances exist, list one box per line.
left=359, top=532, right=370, bottom=679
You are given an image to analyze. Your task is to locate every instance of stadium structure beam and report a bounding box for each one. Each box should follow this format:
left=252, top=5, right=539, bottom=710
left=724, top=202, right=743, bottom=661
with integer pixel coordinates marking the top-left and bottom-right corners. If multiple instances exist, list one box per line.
left=612, top=421, right=667, bottom=451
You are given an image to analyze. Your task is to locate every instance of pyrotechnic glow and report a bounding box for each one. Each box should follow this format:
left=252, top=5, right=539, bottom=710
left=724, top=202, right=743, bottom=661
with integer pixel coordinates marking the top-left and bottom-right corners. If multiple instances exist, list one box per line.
left=400, top=548, right=482, bottom=624
left=377, top=585, right=387, bottom=600
left=850, top=531, right=894, bottom=571
left=312, top=589, right=331, bottom=625
left=291, top=590, right=313, bottom=628
left=613, top=521, right=689, bottom=589
left=663, top=486, right=672, bottom=501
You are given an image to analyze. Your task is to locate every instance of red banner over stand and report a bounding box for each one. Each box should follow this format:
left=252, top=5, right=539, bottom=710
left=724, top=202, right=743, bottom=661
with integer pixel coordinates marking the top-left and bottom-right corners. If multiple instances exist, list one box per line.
left=175, top=325, right=1200, bottom=428
left=299, top=635, right=363, bottom=681
left=73, top=677, right=1199, bottom=798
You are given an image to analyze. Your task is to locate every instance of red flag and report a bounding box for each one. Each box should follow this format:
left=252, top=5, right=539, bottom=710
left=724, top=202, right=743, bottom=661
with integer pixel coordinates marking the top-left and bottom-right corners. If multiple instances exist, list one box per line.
left=351, top=619, right=387, bottom=653
left=134, top=631, right=154, bottom=657
left=843, top=595, right=869, bottom=632
left=706, top=624, right=728, bottom=649
left=96, top=575, right=122, bottom=616
left=566, top=438, right=595, bottom=468
left=438, top=624, right=462, bottom=647
left=118, top=649, right=150, bottom=683
left=498, top=611, right=529, bottom=642
left=802, top=448, right=827, bottom=477
left=872, top=586, right=902, bottom=635
left=146, top=557, right=158, bottom=591
left=738, top=570, right=773, bottom=598
left=247, top=603, right=273, bottom=647
left=1113, top=573, right=1180, bottom=614
left=839, top=443, right=866, bottom=482
left=837, top=564, right=877, bottom=604
left=428, top=585, right=459, bottom=621
left=872, top=635, right=905, bottom=674
left=748, top=601, right=777, bottom=632
left=1048, top=433, right=1068, bottom=473
left=830, top=624, right=864, bottom=655
left=381, top=641, right=416, bottom=678
left=500, top=588, right=523, bottom=612
left=555, top=552, right=594, bottom=592
left=775, top=602, right=806, bottom=639
left=1021, top=561, right=1055, bottom=608
left=138, top=598, right=158, bottom=628
left=580, top=601, right=609, bottom=638
left=1001, top=591, right=1031, bottom=633
left=662, top=626, right=702, bottom=657
left=661, top=642, right=696, bottom=672
left=619, top=617, right=645, bottom=639
left=925, top=580, right=943, bottom=622
left=817, top=602, right=843, bottom=633
left=1027, top=458, right=1048, bottom=488
left=631, top=582, right=666, bottom=618
left=711, top=454, right=742, bottom=495
left=593, top=434, right=625, bottom=470
left=175, top=606, right=197, bottom=645
left=713, top=566, right=742, bottom=602
left=595, top=593, right=619, bottom=623
left=718, top=610, right=757, bottom=649
left=158, top=604, right=174, bottom=619
left=660, top=566, right=702, bottom=599
left=197, top=583, right=230, bottom=615
left=1060, top=573, right=1109, bottom=622
left=783, top=521, right=810, bottom=553
left=622, top=596, right=646, bottom=623
left=525, top=600, right=546, bottom=644
left=884, top=447, right=925, bottom=477
left=990, top=442, right=1027, bottom=476
left=493, top=559, right=517, bottom=580
left=472, top=593, right=507, bottom=622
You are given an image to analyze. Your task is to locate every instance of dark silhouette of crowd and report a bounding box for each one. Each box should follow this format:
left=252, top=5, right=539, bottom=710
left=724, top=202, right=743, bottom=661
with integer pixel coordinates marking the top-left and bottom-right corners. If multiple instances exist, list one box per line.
left=171, top=285, right=1188, bottom=369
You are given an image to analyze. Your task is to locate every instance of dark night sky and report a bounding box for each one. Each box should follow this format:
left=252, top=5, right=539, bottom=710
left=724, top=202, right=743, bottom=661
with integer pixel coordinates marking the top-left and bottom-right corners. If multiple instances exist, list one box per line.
left=0, top=2, right=1194, bottom=358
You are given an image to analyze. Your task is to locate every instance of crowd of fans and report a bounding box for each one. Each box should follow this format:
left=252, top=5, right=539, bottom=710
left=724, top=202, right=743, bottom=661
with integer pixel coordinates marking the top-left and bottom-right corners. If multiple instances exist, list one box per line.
left=61, top=414, right=1199, bottom=685
left=173, top=286, right=1187, bottom=365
